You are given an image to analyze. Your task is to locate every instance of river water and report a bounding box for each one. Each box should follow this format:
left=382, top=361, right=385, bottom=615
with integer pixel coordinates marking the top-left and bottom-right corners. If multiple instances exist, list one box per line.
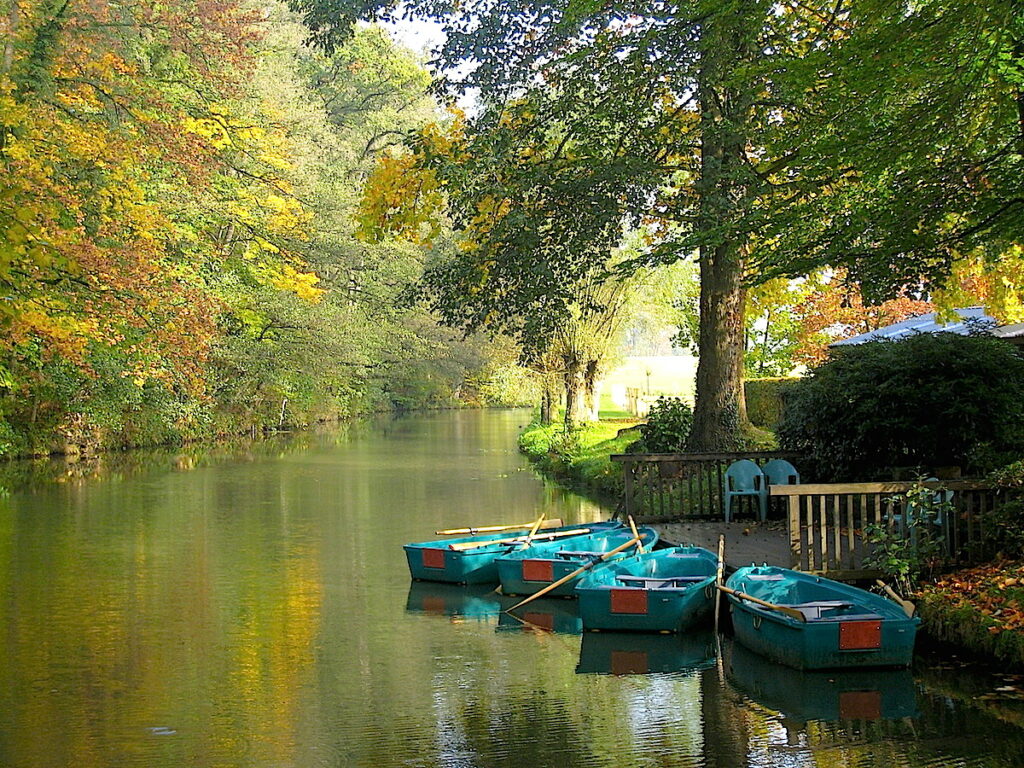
left=1, top=409, right=1023, bottom=767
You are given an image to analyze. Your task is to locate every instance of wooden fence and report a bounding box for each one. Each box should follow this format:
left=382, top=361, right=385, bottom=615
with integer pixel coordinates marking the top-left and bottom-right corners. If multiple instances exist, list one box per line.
left=611, top=451, right=802, bottom=521
left=773, top=481, right=1005, bottom=580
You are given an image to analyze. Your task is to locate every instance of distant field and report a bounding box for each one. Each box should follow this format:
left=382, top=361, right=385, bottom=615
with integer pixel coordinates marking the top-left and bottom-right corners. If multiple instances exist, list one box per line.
left=600, top=355, right=698, bottom=414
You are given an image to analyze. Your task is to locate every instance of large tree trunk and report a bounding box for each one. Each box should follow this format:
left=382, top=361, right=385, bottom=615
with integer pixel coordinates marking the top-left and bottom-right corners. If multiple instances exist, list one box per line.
left=582, top=359, right=600, bottom=422
left=686, top=8, right=755, bottom=451
left=689, top=242, right=748, bottom=450
left=563, top=362, right=588, bottom=430
left=539, top=383, right=555, bottom=425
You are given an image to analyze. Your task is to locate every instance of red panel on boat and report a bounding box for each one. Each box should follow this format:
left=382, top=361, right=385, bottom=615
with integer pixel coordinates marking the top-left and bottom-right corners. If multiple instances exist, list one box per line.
left=522, top=560, right=553, bottom=582
left=839, top=690, right=882, bottom=720
left=523, top=612, right=555, bottom=631
left=611, top=650, right=649, bottom=675
left=610, top=588, right=648, bottom=614
left=422, top=549, right=446, bottom=569
left=839, top=620, right=882, bottom=650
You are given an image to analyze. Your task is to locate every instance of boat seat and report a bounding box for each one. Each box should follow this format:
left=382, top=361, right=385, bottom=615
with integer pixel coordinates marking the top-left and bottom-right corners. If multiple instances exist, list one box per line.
left=785, top=600, right=855, bottom=620
left=616, top=576, right=707, bottom=588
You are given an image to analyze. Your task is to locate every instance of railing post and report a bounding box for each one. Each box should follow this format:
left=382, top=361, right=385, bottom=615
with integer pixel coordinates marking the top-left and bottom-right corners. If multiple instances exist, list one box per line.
left=622, top=460, right=635, bottom=518
left=788, top=495, right=801, bottom=569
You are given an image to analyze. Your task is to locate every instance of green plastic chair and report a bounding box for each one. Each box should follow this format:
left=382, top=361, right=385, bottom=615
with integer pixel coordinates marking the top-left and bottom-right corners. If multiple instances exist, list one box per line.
left=724, top=460, right=767, bottom=523
left=762, top=459, right=800, bottom=487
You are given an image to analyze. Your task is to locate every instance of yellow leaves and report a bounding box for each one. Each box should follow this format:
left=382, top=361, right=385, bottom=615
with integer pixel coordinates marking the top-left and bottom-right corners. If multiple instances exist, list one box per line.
left=268, top=264, right=324, bottom=303
left=184, top=116, right=234, bottom=149
left=933, top=247, right=1024, bottom=324
left=356, top=151, right=444, bottom=244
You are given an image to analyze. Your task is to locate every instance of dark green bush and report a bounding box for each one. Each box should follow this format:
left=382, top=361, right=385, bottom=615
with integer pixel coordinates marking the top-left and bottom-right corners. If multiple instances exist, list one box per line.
left=636, top=396, right=693, bottom=453
left=778, top=333, right=1024, bottom=481
left=745, top=377, right=800, bottom=429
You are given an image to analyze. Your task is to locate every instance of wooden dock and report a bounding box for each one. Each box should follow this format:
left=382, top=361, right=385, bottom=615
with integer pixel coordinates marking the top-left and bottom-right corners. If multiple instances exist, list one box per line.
left=655, top=520, right=790, bottom=573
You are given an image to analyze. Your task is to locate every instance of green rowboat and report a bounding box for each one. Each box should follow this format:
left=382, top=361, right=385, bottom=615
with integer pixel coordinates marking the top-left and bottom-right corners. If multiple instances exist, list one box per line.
left=726, top=565, right=920, bottom=670
left=404, top=521, right=621, bottom=585
left=575, top=546, right=718, bottom=632
left=495, top=527, right=659, bottom=597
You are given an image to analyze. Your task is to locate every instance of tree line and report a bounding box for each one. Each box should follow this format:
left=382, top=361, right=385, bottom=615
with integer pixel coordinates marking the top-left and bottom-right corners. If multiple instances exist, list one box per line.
left=328, top=0, right=1024, bottom=447
left=0, top=0, right=526, bottom=457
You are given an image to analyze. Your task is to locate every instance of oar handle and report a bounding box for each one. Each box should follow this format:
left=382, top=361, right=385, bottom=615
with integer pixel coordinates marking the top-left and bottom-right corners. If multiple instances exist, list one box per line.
left=520, top=514, right=546, bottom=549
left=627, top=516, right=644, bottom=554
left=506, top=536, right=640, bottom=612
left=718, top=584, right=807, bottom=623
left=876, top=579, right=916, bottom=617
left=448, top=527, right=592, bottom=551
left=435, top=518, right=564, bottom=535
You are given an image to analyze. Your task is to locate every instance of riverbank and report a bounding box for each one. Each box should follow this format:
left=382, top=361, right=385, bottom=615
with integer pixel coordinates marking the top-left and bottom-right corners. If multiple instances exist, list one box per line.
left=917, top=560, right=1024, bottom=669
left=517, top=420, right=642, bottom=501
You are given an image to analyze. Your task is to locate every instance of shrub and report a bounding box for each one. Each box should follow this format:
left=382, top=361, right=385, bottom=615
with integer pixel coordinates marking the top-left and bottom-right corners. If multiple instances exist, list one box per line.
left=862, top=481, right=953, bottom=594
left=778, top=333, right=1024, bottom=481
left=636, top=396, right=693, bottom=453
left=745, top=377, right=800, bottom=429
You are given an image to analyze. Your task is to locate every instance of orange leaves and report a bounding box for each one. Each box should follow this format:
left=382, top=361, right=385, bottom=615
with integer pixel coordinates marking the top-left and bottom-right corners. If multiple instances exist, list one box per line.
left=925, top=560, right=1024, bottom=635
left=793, top=270, right=935, bottom=365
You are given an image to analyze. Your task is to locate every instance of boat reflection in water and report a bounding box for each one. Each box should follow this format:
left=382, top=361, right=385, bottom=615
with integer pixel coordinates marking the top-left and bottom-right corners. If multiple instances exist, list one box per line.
left=405, top=581, right=503, bottom=622
left=727, top=640, right=919, bottom=723
left=496, top=599, right=584, bottom=635
left=577, top=630, right=717, bottom=676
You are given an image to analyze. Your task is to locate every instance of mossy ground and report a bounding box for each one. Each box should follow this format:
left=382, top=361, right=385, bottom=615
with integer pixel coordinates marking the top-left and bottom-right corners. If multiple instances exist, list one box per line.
left=917, top=560, right=1024, bottom=669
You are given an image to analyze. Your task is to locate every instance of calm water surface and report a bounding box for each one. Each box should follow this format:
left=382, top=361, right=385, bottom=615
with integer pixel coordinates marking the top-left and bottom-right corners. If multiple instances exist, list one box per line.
left=2, top=409, right=1024, bottom=767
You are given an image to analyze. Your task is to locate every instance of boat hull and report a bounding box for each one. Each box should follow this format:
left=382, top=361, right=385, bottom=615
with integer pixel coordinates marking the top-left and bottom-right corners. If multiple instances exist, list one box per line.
left=575, top=547, right=718, bottom=632
left=726, top=566, right=920, bottom=670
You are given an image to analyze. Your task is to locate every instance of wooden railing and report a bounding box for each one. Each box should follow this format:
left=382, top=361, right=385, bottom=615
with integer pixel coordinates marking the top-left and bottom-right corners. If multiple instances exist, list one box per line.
left=773, top=481, right=1005, bottom=580
left=611, top=451, right=802, bottom=521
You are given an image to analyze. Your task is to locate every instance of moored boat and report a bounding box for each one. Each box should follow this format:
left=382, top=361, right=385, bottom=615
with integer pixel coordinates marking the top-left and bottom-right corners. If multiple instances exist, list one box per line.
left=496, top=526, right=658, bottom=597
left=575, top=546, right=718, bottom=632
left=404, top=521, right=621, bottom=585
left=725, top=565, right=920, bottom=670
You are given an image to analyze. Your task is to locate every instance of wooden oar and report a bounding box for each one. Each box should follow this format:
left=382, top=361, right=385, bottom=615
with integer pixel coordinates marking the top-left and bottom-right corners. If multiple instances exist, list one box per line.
left=877, top=580, right=916, bottom=618
left=448, top=527, right=592, bottom=552
left=717, top=584, right=807, bottom=623
left=713, top=535, right=725, bottom=633
left=435, top=518, right=564, bottom=536
left=519, top=514, right=546, bottom=549
left=506, top=536, right=641, bottom=612
left=627, top=515, right=644, bottom=554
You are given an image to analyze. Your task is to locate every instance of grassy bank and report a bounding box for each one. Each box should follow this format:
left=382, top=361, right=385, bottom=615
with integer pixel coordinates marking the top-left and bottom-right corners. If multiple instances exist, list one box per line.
left=518, top=420, right=641, bottom=500
left=917, top=560, right=1024, bottom=669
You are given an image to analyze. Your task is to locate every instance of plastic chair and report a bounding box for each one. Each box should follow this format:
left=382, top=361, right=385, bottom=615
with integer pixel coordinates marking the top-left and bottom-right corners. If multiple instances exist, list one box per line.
left=762, top=459, right=800, bottom=487
left=724, top=460, right=767, bottom=523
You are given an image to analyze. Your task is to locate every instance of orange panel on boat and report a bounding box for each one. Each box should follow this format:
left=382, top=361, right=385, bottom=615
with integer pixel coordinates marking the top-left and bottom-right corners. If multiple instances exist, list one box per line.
left=422, top=549, right=446, bottom=569
left=611, top=650, right=649, bottom=675
left=839, top=620, right=882, bottom=650
left=839, top=690, right=882, bottom=720
left=610, top=588, right=648, bottom=614
left=522, top=560, right=553, bottom=582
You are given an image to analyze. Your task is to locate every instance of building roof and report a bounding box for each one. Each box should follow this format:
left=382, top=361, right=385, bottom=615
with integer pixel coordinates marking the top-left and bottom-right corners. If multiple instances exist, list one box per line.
left=831, top=307, right=997, bottom=347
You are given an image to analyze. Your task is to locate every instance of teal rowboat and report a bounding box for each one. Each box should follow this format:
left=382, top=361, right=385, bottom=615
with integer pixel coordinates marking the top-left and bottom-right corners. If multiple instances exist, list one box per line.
left=404, top=521, right=621, bottom=585
left=495, top=526, right=658, bottom=597
left=575, top=547, right=718, bottom=632
left=726, top=566, right=920, bottom=670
